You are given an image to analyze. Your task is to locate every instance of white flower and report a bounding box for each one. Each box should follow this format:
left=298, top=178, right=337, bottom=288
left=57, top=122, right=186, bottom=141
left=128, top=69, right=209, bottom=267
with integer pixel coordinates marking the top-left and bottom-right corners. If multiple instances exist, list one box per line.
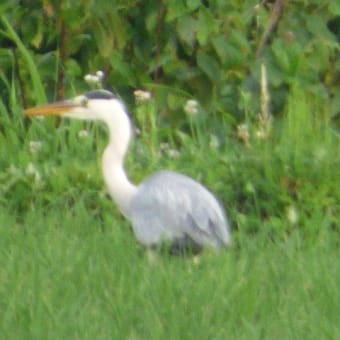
left=287, top=205, right=299, bottom=225
left=26, top=162, right=41, bottom=183
left=159, top=142, right=180, bottom=159
left=29, top=140, right=43, bottom=154
left=134, top=89, right=152, bottom=104
left=84, top=70, right=105, bottom=86
left=78, top=129, right=89, bottom=138
left=84, top=74, right=98, bottom=85
left=96, top=70, right=105, bottom=81
left=184, top=99, right=199, bottom=116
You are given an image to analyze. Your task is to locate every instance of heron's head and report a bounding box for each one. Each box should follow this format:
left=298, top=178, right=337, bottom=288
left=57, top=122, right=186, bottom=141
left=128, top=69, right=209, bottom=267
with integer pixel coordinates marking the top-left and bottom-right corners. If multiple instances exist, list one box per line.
left=25, top=90, right=127, bottom=124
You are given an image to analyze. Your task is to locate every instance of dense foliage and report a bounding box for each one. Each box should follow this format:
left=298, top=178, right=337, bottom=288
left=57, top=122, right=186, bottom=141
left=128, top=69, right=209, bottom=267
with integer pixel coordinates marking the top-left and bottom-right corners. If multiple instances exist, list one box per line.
left=0, top=0, right=340, bottom=233
left=0, top=1, right=339, bottom=121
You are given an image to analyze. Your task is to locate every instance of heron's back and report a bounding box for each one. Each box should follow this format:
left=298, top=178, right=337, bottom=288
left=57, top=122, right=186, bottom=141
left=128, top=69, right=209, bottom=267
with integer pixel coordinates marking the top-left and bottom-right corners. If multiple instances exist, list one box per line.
left=130, top=170, right=231, bottom=248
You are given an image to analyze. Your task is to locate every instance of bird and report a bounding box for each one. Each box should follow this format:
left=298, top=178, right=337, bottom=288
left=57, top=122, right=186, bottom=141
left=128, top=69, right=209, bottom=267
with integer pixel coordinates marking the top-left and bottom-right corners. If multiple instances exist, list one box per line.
left=25, top=89, right=231, bottom=253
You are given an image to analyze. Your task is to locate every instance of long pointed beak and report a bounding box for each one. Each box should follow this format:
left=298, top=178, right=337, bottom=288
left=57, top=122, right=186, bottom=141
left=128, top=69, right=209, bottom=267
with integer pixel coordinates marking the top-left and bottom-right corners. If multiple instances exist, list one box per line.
left=24, top=101, right=79, bottom=117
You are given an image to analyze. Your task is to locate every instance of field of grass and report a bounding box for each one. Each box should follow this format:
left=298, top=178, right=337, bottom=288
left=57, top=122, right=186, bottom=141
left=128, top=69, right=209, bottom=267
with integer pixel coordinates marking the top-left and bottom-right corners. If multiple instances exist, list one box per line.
left=1, top=77, right=340, bottom=339
left=0, top=206, right=339, bottom=339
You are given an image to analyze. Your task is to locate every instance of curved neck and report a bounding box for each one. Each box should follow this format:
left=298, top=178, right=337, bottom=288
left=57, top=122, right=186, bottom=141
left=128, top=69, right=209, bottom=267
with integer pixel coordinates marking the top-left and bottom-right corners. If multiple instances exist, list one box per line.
left=101, top=113, right=137, bottom=218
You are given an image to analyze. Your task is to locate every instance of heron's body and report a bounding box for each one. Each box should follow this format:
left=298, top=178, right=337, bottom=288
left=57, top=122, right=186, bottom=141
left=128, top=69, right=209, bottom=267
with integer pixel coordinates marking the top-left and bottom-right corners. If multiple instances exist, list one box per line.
left=25, top=90, right=231, bottom=251
left=131, top=170, right=230, bottom=249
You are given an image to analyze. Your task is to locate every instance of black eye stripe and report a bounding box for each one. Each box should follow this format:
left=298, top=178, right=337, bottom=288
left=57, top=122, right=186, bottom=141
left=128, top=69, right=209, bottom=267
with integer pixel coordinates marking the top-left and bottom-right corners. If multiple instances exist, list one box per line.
left=84, top=90, right=116, bottom=100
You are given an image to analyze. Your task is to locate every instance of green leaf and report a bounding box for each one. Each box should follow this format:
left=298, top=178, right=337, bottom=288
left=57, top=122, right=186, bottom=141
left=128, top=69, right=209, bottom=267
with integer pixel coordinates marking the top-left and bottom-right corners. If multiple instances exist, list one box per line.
left=166, top=0, right=187, bottom=21
left=146, top=9, right=158, bottom=32
left=271, top=39, right=294, bottom=74
left=186, top=0, right=201, bottom=11
left=306, top=15, right=336, bottom=41
left=329, top=1, right=340, bottom=15
left=196, top=52, right=221, bottom=85
left=110, top=51, right=136, bottom=86
left=212, top=35, right=247, bottom=68
left=197, top=7, right=218, bottom=46
left=212, top=36, right=229, bottom=63
left=65, top=59, right=82, bottom=78
left=177, top=16, right=197, bottom=48
left=93, top=24, right=115, bottom=58
left=167, top=92, right=186, bottom=110
left=31, top=18, right=44, bottom=48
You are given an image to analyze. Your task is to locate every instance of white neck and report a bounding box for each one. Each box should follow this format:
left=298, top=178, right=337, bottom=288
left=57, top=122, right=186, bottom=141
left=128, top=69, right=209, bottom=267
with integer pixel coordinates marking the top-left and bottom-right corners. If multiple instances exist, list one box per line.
left=101, top=110, right=137, bottom=219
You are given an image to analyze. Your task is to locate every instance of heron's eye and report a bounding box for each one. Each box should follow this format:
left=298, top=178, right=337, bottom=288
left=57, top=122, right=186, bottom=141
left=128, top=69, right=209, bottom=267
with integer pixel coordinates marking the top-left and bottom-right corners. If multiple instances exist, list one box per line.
left=74, top=95, right=88, bottom=107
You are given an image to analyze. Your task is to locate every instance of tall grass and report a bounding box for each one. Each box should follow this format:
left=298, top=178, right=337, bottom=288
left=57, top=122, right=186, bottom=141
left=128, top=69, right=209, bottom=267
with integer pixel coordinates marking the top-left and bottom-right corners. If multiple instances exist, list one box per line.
left=0, top=69, right=339, bottom=338
left=0, top=16, right=47, bottom=104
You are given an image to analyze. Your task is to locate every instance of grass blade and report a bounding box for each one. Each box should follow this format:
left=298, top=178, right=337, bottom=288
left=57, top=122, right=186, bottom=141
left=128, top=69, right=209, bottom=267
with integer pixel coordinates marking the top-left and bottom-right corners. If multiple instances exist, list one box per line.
left=0, top=15, right=47, bottom=104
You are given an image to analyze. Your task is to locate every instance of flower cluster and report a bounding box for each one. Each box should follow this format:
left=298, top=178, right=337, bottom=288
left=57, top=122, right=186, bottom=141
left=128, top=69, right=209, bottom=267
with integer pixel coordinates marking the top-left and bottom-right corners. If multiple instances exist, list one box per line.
left=159, top=142, right=180, bottom=160
left=184, top=99, right=199, bottom=116
left=237, top=63, right=273, bottom=146
left=134, top=89, right=152, bottom=104
left=84, top=70, right=105, bottom=87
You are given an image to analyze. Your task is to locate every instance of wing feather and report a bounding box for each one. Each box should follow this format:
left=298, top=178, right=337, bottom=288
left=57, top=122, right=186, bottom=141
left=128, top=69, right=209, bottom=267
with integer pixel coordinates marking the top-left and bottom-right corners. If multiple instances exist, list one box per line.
left=130, top=170, right=231, bottom=248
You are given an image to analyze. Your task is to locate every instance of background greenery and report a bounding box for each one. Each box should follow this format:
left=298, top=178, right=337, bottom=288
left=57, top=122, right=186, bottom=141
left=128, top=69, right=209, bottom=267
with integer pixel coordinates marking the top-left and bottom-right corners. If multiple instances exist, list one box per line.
left=0, top=1, right=339, bottom=339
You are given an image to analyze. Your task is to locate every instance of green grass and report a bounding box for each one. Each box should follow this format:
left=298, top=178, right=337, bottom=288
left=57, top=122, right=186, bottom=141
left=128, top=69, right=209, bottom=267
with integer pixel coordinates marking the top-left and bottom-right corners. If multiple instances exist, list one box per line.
left=0, top=82, right=340, bottom=338
left=0, top=208, right=339, bottom=339
left=0, top=16, right=47, bottom=104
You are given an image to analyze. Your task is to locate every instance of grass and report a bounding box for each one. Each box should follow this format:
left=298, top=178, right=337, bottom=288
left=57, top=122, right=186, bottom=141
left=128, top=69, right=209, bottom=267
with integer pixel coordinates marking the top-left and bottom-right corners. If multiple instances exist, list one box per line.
left=0, top=208, right=339, bottom=339
left=0, top=66, right=340, bottom=337
left=0, top=16, right=47, bottom=104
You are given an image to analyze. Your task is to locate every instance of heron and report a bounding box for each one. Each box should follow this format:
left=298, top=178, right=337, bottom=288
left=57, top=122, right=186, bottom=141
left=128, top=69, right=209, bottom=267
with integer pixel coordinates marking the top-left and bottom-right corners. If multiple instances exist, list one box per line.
left=25, top=90, right=231, bottom=253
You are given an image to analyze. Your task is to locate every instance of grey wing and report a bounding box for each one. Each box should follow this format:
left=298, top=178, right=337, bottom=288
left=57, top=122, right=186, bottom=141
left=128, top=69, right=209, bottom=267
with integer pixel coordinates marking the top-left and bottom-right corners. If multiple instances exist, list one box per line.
left=130, top=170, right=231, bottom=248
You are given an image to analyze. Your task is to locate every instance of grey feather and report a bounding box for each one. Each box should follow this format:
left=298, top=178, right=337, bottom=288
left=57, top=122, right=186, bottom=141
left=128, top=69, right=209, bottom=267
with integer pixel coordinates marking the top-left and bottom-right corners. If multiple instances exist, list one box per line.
left=130, top=170, right=231, bottom=249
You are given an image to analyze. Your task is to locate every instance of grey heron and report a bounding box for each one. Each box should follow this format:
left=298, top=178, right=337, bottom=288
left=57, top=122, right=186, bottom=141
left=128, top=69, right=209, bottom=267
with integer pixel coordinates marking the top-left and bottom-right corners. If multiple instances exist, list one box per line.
left=25, top=90, right=231, bottom=252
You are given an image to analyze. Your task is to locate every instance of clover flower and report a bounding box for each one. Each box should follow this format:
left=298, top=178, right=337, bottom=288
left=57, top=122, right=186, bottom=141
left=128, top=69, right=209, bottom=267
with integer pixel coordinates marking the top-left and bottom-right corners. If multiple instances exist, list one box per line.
left=184, top=99, right=199, bottom=116
left=134, top=90, right=152, bottom=104
left=160, top=142, right=180, bottom=160
left=84, top=70, right=105, bottom=87
left=26, top=162, right=41, bottom=183
left=286, top=205, right=299, bottom=225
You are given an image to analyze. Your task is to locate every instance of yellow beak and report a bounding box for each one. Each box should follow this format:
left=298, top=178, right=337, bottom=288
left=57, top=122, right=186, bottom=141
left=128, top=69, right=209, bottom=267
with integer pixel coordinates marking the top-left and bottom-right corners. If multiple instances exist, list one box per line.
left=24, top=101, right=78, bottom=117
